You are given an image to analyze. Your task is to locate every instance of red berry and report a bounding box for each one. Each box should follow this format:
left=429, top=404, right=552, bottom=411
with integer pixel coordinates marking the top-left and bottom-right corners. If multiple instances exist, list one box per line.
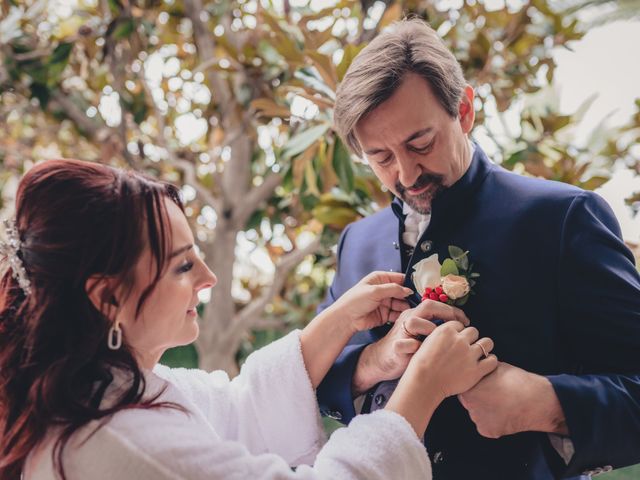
left=425, top=287, right=432, bottom=295
left=429, top=292, right=439, bottom=301
left=439, top=294, right=449, bottom=303
left=435, top=286, right=443, bottom=295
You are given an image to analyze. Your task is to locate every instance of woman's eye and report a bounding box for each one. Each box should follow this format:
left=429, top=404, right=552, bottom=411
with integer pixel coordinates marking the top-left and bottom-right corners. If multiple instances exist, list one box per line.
left=177, top=261, right=194, bottom=274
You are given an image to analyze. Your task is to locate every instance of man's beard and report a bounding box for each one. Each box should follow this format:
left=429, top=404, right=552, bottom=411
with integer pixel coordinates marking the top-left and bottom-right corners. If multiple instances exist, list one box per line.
left=396, top=173, right=446, bottom=215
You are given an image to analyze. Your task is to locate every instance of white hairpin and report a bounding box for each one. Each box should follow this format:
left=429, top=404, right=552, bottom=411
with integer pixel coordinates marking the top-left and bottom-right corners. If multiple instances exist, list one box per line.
left=0, top=219, right=32, bottom=296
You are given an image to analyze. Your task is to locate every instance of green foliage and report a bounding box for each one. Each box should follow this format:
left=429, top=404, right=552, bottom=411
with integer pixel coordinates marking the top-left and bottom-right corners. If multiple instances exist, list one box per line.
left=602, top=463, right=640, bottom=479
left=160, top=344, right=199, bottom=369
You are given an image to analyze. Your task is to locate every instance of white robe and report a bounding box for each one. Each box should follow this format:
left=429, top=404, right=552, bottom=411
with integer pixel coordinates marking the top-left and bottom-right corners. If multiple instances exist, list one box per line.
left=26, top=330, right=431, bottom=479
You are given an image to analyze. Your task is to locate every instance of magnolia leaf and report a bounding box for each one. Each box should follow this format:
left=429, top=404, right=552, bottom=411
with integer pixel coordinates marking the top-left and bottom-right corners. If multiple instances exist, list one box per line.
left=580, top=175, right=610, bottom=191
left=283, top=123, right=331, bottom=159
left=251, top=98, right=291, bottom=118
left=292, top=143, right=318, bottom=188
left=304, top=50, right=338, bottom=91
left=332, top=138, right=355, bottom=192
left=113, top=18, right=135, bottom=40
left=441, top=258, right=459, bottom=277
left=319, top=139, right=339, bottom=193
left=304, top=155, right=321, bottom=196
left=337, top=44, right=366, bottom=81
left=312, top=204, right=359, bottom=229
left=379, top=3, right=403, bottom=30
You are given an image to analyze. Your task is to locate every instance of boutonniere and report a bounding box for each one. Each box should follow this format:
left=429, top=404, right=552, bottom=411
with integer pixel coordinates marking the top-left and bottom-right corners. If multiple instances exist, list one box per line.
left=411, top=245, right=479, bottom=307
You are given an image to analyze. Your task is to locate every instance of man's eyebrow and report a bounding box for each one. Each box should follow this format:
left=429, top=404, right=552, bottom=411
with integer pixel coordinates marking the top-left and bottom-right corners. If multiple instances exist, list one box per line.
left=169, top=244, right=193, bottom=258
left=404, top=128, right=433, bottom=143
left=363, top=128, right=434, bottom=156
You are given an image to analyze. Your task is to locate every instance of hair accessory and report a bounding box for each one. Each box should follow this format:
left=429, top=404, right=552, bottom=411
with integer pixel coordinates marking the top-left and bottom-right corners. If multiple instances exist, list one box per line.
left=0, top=219, right=32, bottom=296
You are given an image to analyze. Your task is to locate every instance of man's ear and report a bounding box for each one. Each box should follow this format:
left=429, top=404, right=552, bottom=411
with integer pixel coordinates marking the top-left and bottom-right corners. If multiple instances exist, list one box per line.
left=458, top=85, right=476, bottom=134
left=85, top=275, right=119, bottom=319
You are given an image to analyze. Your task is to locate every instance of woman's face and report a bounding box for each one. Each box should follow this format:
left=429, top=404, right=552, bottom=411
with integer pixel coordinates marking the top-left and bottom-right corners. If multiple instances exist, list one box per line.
left=117, top=198, right=216, bottom=368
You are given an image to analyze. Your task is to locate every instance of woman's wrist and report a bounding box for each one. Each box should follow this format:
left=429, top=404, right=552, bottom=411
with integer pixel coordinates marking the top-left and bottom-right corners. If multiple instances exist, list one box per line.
left=318, top=303, right=359, bottom=338
left=385, top=368, right=445, bottom=438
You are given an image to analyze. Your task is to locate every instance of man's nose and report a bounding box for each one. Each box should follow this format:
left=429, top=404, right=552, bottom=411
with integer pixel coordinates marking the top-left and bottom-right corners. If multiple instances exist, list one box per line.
left=397, top=154, right=420, bottom=188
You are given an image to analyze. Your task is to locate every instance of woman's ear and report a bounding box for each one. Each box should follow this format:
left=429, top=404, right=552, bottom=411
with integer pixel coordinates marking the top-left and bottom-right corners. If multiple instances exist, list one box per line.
left=85, top=275, right=119, bottom=319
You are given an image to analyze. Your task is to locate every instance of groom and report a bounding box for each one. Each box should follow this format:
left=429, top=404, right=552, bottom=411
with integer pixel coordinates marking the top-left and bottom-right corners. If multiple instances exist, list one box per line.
left=316, top=18, right=640, bottom=480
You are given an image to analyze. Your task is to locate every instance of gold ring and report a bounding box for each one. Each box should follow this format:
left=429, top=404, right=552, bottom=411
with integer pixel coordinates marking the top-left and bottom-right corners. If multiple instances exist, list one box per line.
left=402, top=321, right=420, bottom=340
left=477, top=342, right=489, bottom=359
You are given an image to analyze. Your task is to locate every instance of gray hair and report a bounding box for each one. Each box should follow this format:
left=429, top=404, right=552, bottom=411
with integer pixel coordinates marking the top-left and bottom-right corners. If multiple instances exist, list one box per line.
left=334, top=18, right=467, bottom=156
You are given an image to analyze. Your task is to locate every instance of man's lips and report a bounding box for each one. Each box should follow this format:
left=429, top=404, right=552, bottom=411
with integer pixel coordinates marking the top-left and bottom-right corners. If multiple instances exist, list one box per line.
left=407, top=183, right=432, bottom=196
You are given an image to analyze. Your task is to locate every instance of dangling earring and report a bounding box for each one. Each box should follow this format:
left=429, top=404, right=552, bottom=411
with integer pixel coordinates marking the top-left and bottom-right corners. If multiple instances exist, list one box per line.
left=108, top=320, right=122, bottom=350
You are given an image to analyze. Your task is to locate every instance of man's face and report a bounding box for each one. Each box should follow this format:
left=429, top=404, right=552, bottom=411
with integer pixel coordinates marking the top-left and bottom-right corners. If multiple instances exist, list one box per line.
left=354, top=73, right=475, bottom=214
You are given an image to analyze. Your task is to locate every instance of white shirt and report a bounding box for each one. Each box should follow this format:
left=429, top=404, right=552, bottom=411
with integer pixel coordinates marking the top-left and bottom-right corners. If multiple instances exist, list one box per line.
left=402, top=203, right=431, bottom=248
left=25, top=330, right=431, bottom=480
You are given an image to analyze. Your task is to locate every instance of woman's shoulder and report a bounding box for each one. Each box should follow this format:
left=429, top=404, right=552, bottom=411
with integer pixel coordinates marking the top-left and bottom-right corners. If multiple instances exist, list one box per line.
left=27, top=392, right=221, bottom=480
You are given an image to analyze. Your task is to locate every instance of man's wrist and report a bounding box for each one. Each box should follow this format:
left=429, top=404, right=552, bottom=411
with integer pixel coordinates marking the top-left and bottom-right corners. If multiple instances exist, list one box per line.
left=527, top=375, right=569, bottom=435
left=351, top=343, right=384, bottom=397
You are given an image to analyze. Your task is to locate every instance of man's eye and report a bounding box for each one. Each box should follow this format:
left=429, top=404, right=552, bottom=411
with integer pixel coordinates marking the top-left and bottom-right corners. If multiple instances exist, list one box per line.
left=377, top=155, right=393, bottom=166
left=177, top=262, right=194, bottom=274
left=410, top=142, right=434, bottom=153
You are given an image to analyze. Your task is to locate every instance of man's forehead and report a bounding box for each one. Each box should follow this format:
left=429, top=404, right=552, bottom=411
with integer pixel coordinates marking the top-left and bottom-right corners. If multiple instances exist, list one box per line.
left=358, top=123, right=435, bottom=153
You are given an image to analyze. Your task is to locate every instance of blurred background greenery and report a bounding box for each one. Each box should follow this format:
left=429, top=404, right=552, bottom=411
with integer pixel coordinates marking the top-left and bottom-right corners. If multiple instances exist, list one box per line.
left=1, top=0, right=639, bottom=476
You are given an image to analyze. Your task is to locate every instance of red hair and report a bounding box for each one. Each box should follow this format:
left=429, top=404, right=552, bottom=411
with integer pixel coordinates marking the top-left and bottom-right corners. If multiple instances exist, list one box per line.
left=0, top=160, right=184, bottom=479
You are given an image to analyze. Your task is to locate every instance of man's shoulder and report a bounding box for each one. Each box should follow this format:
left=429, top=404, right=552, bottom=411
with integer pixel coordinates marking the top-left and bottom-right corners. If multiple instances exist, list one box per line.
left=488, top=165, right=589, bottom=208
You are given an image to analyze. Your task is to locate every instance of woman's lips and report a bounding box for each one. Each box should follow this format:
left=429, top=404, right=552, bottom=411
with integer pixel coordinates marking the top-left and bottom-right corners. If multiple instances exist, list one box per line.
left=187, top=308, right=197, bottom=316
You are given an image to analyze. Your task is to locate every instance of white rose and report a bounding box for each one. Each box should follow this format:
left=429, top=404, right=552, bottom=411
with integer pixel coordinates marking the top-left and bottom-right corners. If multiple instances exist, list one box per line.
left=412, top=254, right=442, bottom=295
left=441, top=274, right=470, bottom=300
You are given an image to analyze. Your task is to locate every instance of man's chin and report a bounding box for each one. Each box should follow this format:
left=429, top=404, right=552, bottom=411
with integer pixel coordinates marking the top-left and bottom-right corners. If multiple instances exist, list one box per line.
left=402, top=195, right=433, bottom=215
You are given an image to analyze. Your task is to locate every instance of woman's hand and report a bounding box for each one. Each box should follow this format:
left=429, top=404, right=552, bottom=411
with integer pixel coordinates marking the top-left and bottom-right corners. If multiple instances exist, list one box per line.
left=408, top=321, right=497, bottom=401
left=385, top=320, right=497, bottom=438
left=330, top=271, right=414, bottom=333
left=352, top=300, right=470, bottom=395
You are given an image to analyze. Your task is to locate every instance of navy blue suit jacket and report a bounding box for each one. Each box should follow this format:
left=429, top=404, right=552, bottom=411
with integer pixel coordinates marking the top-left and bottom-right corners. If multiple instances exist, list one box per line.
left=316, top=146, right=640, bottom=479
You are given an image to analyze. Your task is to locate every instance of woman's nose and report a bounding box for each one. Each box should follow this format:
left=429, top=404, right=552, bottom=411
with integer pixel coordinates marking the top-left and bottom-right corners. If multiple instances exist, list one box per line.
left=198, top=264, right=217, bottom=291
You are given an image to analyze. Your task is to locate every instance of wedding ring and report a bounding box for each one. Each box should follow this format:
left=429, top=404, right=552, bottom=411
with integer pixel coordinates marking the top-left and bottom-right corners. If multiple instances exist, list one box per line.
left=402, top=321, right=420, bottom=340
left=477, top=342, right=489, bottom=359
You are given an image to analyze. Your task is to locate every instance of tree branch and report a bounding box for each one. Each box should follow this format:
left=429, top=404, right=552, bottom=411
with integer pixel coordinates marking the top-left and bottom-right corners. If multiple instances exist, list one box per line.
left=227, top=236, right=322, bottom=340
left=183, top=0, right=233, bottom=117
left=234, top=172, right=283, bottom=225
left=49, top=89, right=110, bottom=142
left=140, top=62, right=223, bottom=214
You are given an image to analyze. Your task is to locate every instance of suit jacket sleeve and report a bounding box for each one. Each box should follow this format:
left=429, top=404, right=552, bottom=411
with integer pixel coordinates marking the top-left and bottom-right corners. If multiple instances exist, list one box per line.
left=547, top=191, right=640, bottom=476
left=316, top=225, right=372, bottom=424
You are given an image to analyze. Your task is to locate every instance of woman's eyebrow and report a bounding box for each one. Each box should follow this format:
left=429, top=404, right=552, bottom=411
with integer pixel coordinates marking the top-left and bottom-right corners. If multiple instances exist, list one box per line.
left=169, top=244, right=193, bottom=258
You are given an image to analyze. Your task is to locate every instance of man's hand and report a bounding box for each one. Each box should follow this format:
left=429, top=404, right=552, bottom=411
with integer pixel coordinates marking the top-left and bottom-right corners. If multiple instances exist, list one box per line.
left=352, top=300, right=470, bottom=396
left=458, top=362, right=569, bottom=438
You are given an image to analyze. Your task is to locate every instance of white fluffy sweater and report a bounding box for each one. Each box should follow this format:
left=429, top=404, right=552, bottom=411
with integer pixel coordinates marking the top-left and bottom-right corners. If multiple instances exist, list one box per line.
left=25, top=330, right=431, bottom=479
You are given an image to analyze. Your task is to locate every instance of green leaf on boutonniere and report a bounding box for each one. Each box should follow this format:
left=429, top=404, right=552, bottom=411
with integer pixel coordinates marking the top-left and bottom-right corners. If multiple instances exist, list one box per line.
left=449, top=245, right=465, bottom=259
left=441, top=258, right=459, bottom=276
left=456, top=294, right=470, bottom=306
left=449, top=245, right=469, bottom=271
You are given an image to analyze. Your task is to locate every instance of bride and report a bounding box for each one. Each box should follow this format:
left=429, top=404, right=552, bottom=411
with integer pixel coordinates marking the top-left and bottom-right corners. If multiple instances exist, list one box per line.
left=0, top=159, right=496, bottom=480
